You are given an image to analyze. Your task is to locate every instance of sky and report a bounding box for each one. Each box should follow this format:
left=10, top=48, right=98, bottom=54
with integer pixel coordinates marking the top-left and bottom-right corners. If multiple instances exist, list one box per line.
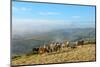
left=12, top=1, right=96, bottom=34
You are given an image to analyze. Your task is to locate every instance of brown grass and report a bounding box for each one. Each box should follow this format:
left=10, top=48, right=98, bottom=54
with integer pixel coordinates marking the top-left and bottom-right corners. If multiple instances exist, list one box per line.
left=12, top=44, right=96, bottom=65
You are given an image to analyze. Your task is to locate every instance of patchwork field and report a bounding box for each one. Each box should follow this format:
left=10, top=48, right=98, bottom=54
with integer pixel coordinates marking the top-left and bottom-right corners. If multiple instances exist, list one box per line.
left=12, top=44, right=96, bottom=66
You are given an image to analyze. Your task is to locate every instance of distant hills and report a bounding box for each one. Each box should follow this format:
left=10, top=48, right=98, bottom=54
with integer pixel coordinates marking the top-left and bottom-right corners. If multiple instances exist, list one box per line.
left=11, top=28, right=95, bottom=55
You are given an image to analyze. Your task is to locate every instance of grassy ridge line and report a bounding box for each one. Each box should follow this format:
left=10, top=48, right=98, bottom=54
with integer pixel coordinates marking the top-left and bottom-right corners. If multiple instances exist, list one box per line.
left=12, top=44, right=96, bottom=65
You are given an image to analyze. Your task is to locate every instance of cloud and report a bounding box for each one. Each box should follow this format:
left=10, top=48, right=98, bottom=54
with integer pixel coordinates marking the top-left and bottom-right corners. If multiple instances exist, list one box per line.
left=12, top=18, right=95, bottom=34
left=38, top=12, right=61, bottom=15
left=12, top=18, right=71, bottom=32
left=12, top=6, right=18, bottom=11
left=12, top=18, right=70, bottom=26
left=12, top=6, right=31, bottom=11
left=72, top=16, right=80, bottom=19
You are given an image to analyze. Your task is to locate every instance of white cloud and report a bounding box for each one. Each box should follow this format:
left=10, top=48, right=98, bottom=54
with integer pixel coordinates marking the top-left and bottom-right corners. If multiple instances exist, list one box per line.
left=12, top=18, right=70, bottom=26
left=12, top=18, right=70, bottom=28
left=12, top=19, right=70, bottom=30
left=72, top=15, right=80, bottom=19
left=12, top=18, right=94, bottom=34
left=12, top=6, right=18, bottom=11
left=12, top=6, right=31, bottom=11
left=38, top=12, right=61, bottom=15
left=12, top=18, right=71, bottom=33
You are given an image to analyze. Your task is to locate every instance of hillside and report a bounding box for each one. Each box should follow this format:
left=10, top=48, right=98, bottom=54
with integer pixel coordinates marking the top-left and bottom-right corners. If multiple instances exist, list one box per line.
left=12, top=44, right=96, bottom=66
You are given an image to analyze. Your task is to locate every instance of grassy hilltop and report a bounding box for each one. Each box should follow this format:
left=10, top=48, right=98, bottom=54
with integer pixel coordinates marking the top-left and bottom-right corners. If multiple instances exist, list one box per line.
left=12, top=44, right=96, bottom=66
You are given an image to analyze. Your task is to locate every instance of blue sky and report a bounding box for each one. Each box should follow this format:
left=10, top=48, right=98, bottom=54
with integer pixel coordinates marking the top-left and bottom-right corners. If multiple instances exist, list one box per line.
left=12, top=1, right=95, bottom=33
